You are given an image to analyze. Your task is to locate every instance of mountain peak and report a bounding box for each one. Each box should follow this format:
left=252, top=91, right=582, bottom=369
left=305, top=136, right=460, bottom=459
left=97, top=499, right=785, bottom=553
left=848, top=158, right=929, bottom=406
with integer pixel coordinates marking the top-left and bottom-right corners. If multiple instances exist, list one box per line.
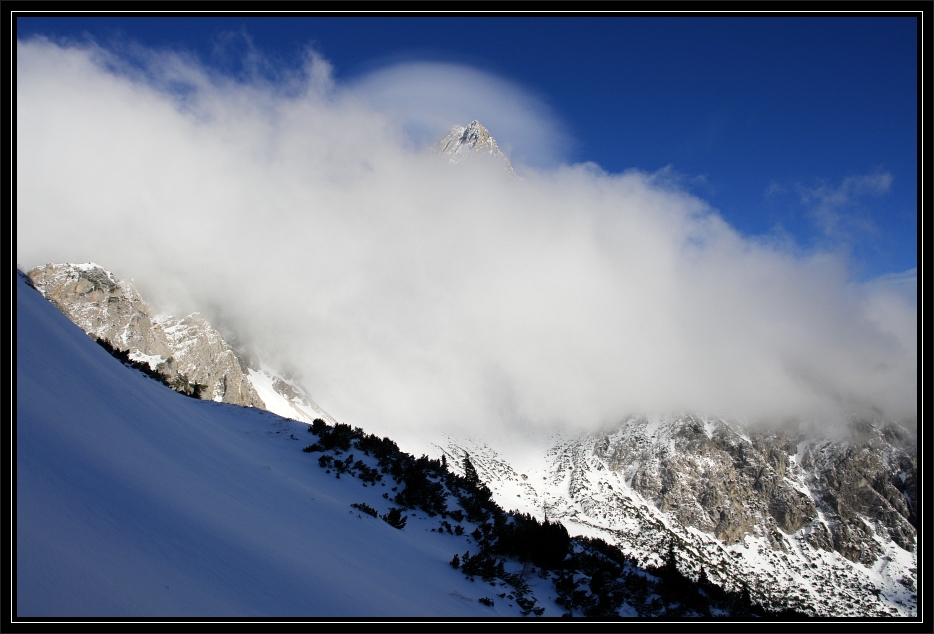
left=437, top=120, right=516, bottom=177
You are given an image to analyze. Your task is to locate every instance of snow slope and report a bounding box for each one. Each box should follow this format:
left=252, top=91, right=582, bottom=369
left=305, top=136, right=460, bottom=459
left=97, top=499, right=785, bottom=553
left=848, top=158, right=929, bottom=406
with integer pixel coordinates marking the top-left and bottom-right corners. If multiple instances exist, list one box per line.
left=15, top=271, right=510, bottom=617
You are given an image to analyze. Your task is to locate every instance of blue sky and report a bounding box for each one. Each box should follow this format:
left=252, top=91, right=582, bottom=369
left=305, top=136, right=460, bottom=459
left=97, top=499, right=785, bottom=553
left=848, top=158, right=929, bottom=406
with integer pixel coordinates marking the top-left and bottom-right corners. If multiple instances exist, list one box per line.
left=17, top=15, right=918, bottom=281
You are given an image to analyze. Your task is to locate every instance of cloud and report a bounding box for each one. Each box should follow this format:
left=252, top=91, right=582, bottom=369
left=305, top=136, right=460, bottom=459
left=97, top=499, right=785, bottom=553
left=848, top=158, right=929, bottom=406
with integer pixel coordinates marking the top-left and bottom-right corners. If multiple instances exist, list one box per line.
left=16, top=39, right=917, bottom=448
left=862, top=268, right=917, bottom=349
left=764, top=180, right=787, bottom=198
left=797, top=171, right=893, bottom=239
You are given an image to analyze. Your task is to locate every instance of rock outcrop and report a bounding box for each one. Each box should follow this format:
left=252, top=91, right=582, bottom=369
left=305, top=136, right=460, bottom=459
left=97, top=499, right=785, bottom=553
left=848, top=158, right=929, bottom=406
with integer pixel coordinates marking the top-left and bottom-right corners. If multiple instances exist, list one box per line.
left=154, top=312, right=264, bottom=407
left=27, top=263, right=265, bottom=409
left=28, top=263, right=174, bottom=360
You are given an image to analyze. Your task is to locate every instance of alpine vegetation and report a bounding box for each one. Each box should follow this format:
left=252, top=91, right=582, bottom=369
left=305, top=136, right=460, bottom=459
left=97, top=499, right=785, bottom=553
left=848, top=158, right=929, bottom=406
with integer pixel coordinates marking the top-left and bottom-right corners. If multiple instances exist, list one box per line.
left=26, top=263, right=337, bottom=425
left=19, top=262, right=916, bottom=617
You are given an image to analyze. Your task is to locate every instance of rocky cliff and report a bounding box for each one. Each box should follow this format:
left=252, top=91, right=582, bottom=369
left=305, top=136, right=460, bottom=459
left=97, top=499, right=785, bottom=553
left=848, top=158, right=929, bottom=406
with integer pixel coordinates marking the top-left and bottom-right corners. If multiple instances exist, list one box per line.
left=153, top=312, right=264, bottom=407
left=590, top=416, right=917, bottom=563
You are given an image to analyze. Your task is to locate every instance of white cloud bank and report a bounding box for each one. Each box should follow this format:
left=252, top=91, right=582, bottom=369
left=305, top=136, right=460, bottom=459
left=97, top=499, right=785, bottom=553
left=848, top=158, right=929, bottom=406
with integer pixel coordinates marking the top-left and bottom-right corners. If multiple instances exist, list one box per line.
left=16, top=39, right=917, bottom=444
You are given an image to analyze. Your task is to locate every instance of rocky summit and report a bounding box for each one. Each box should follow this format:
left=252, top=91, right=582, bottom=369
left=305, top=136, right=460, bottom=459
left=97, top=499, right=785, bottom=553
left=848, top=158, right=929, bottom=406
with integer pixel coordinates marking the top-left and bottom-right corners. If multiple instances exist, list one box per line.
left=437, top=120, right=517, bottom=178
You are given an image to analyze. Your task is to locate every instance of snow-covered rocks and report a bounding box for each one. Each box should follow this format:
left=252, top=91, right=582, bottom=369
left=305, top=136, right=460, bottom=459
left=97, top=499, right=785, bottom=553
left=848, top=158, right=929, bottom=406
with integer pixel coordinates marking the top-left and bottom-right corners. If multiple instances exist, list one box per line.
left=246, top=367, right=338, bottom=426
left=26, top=262, right=341, bottom=424
left=438, top=415, right=917, bottom=616
left=16, top=269, right=512, bottom=617
left=21, top=263, right=917, bottom=616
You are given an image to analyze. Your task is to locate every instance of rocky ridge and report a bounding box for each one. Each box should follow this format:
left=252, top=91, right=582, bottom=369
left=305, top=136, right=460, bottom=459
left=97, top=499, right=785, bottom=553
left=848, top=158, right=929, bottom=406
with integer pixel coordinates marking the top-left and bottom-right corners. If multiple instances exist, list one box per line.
left=439, top=415, right=917, bottom=617
left=25, top=263, right=334, bottom=422
left=28, top=263, right=264, bottom=408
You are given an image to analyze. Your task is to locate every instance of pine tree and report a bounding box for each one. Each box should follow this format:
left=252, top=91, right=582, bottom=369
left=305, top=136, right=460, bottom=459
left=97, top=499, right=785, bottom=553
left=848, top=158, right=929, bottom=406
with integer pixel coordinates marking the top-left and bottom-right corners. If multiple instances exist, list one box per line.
left=380, top=507, right=407, bottom=529
left=464, top=452, right=480, bottom=489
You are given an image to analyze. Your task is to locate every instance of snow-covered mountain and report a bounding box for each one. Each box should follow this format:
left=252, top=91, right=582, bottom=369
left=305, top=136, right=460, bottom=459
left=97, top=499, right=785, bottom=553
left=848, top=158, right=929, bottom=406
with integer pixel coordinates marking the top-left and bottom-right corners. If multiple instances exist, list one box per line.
left=437, top=120, right=517, bottom=178
left=430, top=121, right=914, bottom=617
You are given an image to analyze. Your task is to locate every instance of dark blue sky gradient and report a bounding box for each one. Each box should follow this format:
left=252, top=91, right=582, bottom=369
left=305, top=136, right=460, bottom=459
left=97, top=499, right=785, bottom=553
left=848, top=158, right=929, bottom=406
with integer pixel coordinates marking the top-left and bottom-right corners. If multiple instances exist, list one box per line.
left=16, top=16, right=918, bottom=279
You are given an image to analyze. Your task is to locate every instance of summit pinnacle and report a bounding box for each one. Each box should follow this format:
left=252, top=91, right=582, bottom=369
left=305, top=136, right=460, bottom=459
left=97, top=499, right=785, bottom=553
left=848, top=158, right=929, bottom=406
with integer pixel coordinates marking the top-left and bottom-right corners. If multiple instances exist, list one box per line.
left=437, top=120, right=517, bottom=177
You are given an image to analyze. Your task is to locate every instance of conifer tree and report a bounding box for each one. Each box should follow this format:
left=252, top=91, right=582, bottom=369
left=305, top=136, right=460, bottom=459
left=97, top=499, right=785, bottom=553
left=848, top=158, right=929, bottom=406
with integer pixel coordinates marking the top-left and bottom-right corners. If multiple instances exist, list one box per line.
left=464, top=452, right=480, bottom=488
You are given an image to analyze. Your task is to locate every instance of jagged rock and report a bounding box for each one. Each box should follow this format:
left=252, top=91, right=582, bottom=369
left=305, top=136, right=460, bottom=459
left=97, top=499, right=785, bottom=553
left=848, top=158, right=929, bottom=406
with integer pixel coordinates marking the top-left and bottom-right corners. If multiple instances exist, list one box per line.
left=593, top=416, right=822, bottom=546
left=805, top=439, right=917, bottom=555
left=714, top=508, right=748, bottom=544
left=26, top=262, right=345, bottom=425
left=804, top=520, right=835, bottom=552
left=768, top=486, right=815, bottom=535
left=608, top=417, right=913, bottom=564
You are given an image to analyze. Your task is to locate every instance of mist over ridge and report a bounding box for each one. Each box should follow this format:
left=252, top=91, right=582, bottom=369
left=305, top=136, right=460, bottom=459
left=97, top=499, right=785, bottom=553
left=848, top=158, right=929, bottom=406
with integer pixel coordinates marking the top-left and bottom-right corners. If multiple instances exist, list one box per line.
left=16, top=38, right=916, bottom=443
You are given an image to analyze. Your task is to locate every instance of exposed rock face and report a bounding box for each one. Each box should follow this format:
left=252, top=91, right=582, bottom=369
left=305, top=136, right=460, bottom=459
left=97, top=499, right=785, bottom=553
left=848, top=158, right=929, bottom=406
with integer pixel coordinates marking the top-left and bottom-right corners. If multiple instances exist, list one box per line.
left=799, top=426, right=917, bottom=562
left=441, top=414, right=917, bottom=616
left=27, top=263, right=264, bottom=409
left=596, top=417, right=818, bottom=549
left=591, top=416, right=916, bottom=566
left=437, top=120, right=517, bottom=177
left=26, top=262, right=342, bottom=424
